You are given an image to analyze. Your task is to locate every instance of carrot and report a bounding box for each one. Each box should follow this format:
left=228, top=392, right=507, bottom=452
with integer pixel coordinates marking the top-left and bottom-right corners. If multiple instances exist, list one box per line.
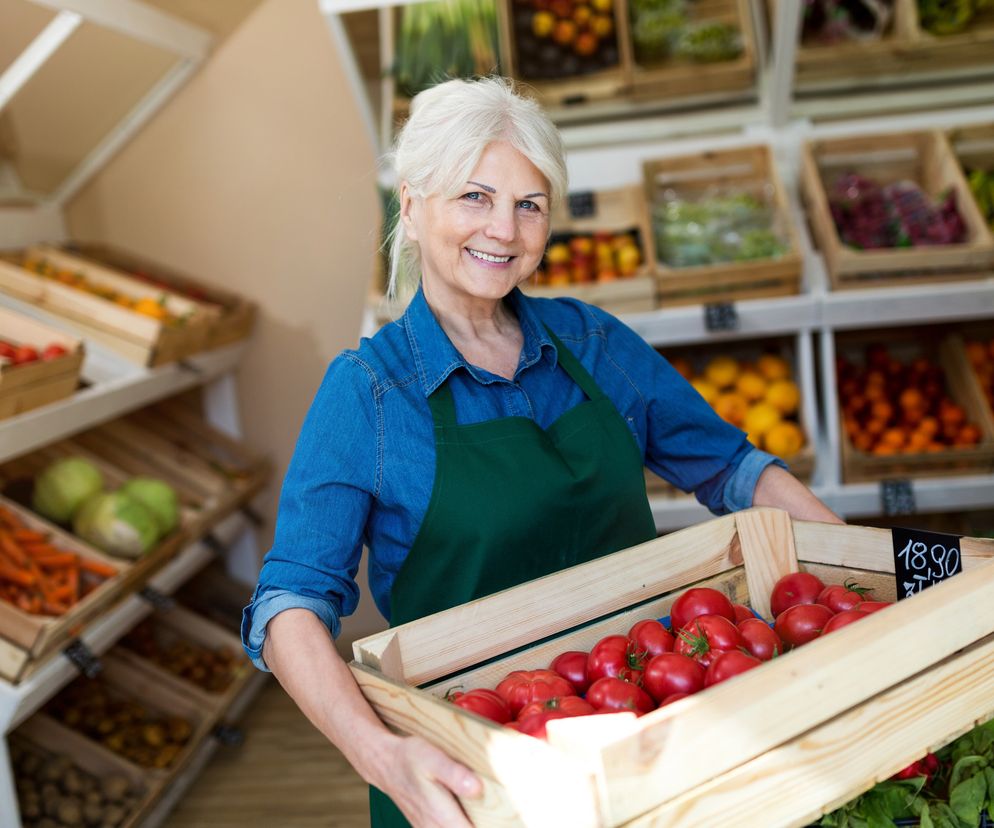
left=79, top=557, right=117, bottom=579
left=0, top=531, right=28, bottom=567
left=40, top=600, right=68, bottom=617
left=50, top=584, right=75, bottom=603
left=22, top=542, right=62, bottom=558
left=12, top=529, right=46, bottom=544
left=0, top=563, right=35, bottom=587
left=33, top=552, right=78, bottom=569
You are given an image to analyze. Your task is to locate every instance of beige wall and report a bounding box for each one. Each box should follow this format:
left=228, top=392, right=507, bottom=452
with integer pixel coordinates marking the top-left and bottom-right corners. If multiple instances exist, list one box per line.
left=65, top=0, right=388, bottom=652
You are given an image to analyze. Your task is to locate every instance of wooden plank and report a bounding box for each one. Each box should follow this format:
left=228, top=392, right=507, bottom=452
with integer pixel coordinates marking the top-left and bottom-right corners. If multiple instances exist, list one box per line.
left=353, top=514, right=740, bottom=686
left=736, top=508, right=798, bottom=619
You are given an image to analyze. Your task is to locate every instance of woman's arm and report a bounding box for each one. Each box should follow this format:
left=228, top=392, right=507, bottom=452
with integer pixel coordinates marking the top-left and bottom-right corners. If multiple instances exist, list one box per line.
left=751, top=464, right=844, bottom=524
left=264, top=608, right=482, bottom=828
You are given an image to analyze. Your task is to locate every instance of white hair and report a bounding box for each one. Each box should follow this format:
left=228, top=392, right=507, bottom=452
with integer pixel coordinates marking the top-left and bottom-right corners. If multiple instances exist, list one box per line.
left=385, top=76, right=567, bottom=300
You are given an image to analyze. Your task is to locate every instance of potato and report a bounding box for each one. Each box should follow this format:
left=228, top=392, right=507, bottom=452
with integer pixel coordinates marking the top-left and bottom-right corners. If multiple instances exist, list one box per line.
left=57, top=798, right=83, bottom=825
left=101, top=775, right=131, bottom=803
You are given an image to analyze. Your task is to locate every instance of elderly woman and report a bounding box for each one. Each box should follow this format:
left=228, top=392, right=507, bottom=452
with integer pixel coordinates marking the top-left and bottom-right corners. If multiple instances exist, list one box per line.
left=242, top=76, right=840, bottom=828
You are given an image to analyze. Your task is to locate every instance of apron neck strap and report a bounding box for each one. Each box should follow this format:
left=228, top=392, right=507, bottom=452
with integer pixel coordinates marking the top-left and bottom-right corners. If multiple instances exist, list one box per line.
left=427, top=325, right=605, bottom=425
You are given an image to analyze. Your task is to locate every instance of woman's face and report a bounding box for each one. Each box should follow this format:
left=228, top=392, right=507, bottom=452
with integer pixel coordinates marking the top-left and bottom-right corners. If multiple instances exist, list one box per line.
left=401, top=140, right=551, bottom=308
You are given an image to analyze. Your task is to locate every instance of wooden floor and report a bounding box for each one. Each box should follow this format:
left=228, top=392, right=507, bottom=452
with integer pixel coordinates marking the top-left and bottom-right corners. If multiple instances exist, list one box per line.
left=163, top=676, right=371, bottom=827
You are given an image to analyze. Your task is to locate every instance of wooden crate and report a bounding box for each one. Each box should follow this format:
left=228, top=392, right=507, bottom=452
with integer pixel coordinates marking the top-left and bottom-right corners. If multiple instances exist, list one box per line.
left=497, top=0, right=631, bottom=108
left=0, top=247, right=215, bottom=367
left=836, top=328, right=994, bottom=483
left=64, top=242, right=257, bottom=350
left=522, top=185, right=656, bottom=314
left=113, top=605, right=253, bottom=719
left=627, top=0, right=757, bottom=102
left=350, top=508, right=994, bottom=827
left=0, top=305, right=83, bottom=421
left=800, top=130, right=994, bottom=289
left=643, top=144, right=803, bottom=306
left=949, top=122, right=994, bottom=232
left=0, top=496, right=128, bottom=683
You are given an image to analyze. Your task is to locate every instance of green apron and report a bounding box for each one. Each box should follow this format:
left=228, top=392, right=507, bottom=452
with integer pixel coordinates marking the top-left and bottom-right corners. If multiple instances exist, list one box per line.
left=369, top=329, right=656, bottom=827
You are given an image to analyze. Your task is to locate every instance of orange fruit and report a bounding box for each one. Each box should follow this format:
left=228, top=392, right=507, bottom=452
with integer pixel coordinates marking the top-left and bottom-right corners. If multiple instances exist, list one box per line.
left=690, top=378, right=719, bottom=406
left=872, top=443, right=898, bottom=456
left=957, top=424, right=981, bottom=446
left=736, top=371, right=768, bottom=403
left=743, top=403, right=781, bottom=438
left=713, top=392, right=749, bottom=428
left=756, top=354, right=790, bottom=382
left=704, top=356, right=740, bottom=390
left=864, top=418, right=887, bottom=438
left=869, top=400, right=893, bottom=423
left=919, top=416, right=939, bottom=437
left=764, top=421, right=804, bottom=458
left=966, top=340, right=987, bottom=369
left=879, top=428, right=905, bottom=449
left=765, top=380, right=801, bottom=416
left=853, top=432, right=874, bottom=452
left=669, top=356, right=694, bottom=382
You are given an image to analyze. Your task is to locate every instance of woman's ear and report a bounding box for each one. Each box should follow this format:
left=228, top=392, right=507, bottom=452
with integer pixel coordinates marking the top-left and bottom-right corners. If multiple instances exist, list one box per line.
left=398, top=181, right=418, bottom=243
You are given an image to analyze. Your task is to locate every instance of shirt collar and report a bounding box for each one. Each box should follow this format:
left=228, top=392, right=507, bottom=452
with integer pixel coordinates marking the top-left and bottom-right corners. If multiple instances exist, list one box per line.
left=404, top=285, right=558, bottom=397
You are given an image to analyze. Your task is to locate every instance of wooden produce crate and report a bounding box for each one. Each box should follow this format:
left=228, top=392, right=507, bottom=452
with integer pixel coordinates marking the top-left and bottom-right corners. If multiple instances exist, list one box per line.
left=643, top=144, right=802, bottom=306
left=113, top=604, right=253, bottom=719
left=12, top=715, right=152, bottom=828
left=949, top=122, right=994, bottom=234
left=0, top=304, right=83, bottom=421
left=800, top=130, right=994, bottom=289
left=523, top=185, right=656, bottom=314
left=0, top=246, right=216, bottom=366
left=0, top=496, right=127, bottom=683
left=496, top=0, right=631, bottom=108
left=64, top=242, right=257, bottom=350
left=351, top=509, right=994, bottom=827
left=626, top=0, right=757, bottom=103
left=835, top=328, right=994, bottom=483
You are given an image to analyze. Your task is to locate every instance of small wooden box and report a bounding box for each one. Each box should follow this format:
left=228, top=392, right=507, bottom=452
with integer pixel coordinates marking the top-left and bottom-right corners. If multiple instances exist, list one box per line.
left=627, top=0, right=757, bottom=103
left=64, top=242, right=257, bottom=350
left=0, top=305, right=83, bottom=421
left=497, top=0, right=630, bottom=108
left=522, top=186, right=656, bottom=315
left=350, top=508, right=994, bottom=827
left=0, top=497, right=127, bottom=682
left=0, top=247, right=216, bottom=367
left=949, top=122, right=994, bottom=230
left=800, top=130, right=994, bottom=289
left=643, top=144, right=803, bottom=306
left=835, top=329, right=994, bottom=483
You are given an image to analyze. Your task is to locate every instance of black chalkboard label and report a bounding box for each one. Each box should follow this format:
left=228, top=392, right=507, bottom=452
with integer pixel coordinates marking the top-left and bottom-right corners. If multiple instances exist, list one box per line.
left=892, top=526, right=962, bottom=601
left=63, top=638, right=102, bottom=678
left=880, top=479, right=915, bottom=516
left=140, top=586, right=176, bottom=611
left=704, top=302, right=739, bottom=332
left=567, top=191, right=597, bottom=219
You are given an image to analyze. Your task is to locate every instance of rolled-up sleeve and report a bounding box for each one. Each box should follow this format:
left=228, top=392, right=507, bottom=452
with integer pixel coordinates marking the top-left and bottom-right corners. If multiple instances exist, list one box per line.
left=241, top=353, right=379, bottom=671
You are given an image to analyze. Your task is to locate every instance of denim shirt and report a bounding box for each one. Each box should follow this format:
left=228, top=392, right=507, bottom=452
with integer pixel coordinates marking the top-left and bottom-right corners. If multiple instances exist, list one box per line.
left=242, top=287, right=785, bottom=670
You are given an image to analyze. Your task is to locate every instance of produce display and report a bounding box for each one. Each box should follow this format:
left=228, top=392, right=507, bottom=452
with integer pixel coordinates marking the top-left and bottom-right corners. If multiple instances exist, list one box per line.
left=918, top=0, right=994, bottom=35
left=667, top=351, right=806, bottom=459
left=820, top=718, right=994, bottom=826
left=533, top=230, right=642, bottom=286
left=652, top=188, right=789, bottom=268
left=966, top=335, right=994, bottom=415
left=800, top=0, right=894, bottom=45
left=12, top=739, right=142, bottom=828
left=0, top=504, right=117, bottom=617
left=837, top=343, right=983, bottom=456
left=968, top=167, right=994, bottom=231
left=629, top=0, right=742, bottom=65
left=827, top=174, right=967, bottom=250
left=28, top=457, right=179, bottom=559
left=119, top=618, right=240, bottom=694
left=511, top=0, right=620, bottom=81
left=45, top=678, right=193, bottom=769
left=19, top=256, right=183, bottom=325
left=445, top=574, right=890, bottom=738
left=391, top=0, right=499, bottom=99
left=0, top=338, right=69, bottom=369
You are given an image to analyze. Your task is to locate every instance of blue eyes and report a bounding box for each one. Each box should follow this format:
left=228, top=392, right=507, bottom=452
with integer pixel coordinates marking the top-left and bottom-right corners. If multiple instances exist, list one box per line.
left=461, top=192, right=541, bottom=212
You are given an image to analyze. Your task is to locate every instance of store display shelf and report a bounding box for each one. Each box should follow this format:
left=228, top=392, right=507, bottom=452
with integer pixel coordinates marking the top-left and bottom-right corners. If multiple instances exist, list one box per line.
left=0, top=511, right=250, bottom=735
left=824, top=475, right=994, bottom=520
left=138, top=671, right=269, bottom=828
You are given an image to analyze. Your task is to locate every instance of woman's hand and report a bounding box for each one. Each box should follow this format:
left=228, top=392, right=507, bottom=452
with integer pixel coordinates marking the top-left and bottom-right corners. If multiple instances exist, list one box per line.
left=752, top=465, right=844, bottom=524
left=375, top=734, right=483, bottom=828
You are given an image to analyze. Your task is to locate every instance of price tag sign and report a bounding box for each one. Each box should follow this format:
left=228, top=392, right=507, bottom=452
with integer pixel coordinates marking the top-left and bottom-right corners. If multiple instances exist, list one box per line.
left=202, top=533, right=227, bottom=557
left=212, top=724, right=244, bottom=746
left=567, top=191, right=597, bottom=219
left=892, top=526, right=962, bottom=601
left=704, top=303, right=739, bottom=332
left=63, top=638, right=102, bottom=678
left=880, top=479, right=915, bottom=516
left=140, top=586, right=176, bottom=611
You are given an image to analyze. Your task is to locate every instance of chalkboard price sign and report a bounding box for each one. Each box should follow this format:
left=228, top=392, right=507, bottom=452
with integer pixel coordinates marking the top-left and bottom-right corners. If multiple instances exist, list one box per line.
left=567, top=191, right=597, bottom=219
left=891, top=526, right=963, bottom=601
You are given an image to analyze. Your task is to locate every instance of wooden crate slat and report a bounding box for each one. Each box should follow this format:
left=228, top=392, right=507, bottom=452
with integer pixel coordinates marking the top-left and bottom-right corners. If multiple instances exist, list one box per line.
left=735, top=508, right=798, bottom=619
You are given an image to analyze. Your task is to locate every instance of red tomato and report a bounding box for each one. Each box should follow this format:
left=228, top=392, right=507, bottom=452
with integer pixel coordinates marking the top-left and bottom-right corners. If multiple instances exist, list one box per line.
left=585, top=677, right=655, bottom=715
left=506, top=709, right=574, bottom=739
left=447, top=688, right=511, bottom=724
left=41, top=343, right=69, bottom=361
left=587, top=635, right=646, bottom=684
left=674, top=615, right=742, bottom=668
left=856, top=601, right=893, bottom=614
left=820, top=609, right=870, bottom=636
left=737, top=618, right=783, bottom=661
left=550, top=650, right=590, bottom=694
left=774, top=603, right=834, bottom=648
left=770, top=571, right=826, bottom=617
left=495, top=669, right=575, bottom=717
left=0, top=341, right=15, bottom=360
left=628, top=619, right=674, bottom=658
left=658, top=692, right=690, bottom=707
left=817, top=580, right=874, bottom=613
left=642, top=652, right=705, bottom=702
left=704, top=650, right=762, bottom=687
left=12, top=345, right=39, bottom=365
left=732, top=603, right=754, bottom=623
left=669, top=587, right=736, bottom=631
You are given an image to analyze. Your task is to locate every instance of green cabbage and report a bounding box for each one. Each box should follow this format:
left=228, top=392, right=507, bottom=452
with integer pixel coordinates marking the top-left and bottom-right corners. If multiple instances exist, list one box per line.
left=119, top=477, right=179, bottom=536
left=32, top=457, right=104, bottom=524
left=72, top=491, right=160, bottom=559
